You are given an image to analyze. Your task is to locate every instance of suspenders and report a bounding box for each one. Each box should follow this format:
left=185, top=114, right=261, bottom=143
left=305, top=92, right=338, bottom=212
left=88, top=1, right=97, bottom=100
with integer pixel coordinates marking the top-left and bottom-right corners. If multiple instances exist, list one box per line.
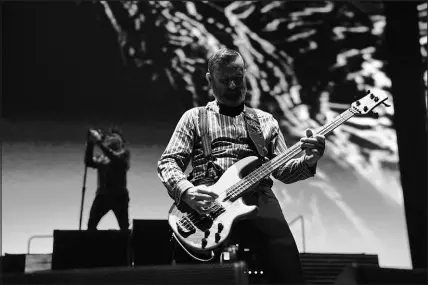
left=198, top=106, right=267, bottom=177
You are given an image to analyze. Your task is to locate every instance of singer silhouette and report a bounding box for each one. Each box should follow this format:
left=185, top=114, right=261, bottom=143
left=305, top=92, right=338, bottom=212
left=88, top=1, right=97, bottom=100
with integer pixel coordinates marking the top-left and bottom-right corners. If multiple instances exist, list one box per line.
left=85, top=128, right=131, bottom=230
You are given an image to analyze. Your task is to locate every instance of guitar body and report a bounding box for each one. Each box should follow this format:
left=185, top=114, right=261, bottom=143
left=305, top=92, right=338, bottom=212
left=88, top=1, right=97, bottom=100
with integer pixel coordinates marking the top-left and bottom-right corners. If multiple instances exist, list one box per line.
left=168, top=156, right=261, bottom=254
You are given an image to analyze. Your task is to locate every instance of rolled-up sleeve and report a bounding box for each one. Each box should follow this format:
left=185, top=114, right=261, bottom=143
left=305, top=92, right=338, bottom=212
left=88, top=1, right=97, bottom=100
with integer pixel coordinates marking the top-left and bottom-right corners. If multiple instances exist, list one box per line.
left=157, top=108, right=198, bottom=204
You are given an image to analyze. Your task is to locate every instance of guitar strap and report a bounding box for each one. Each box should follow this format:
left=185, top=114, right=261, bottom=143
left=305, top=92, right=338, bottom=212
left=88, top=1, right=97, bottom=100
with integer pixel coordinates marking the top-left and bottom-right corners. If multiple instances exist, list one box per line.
left=198, top=107, right=223, bottom=178
left=199, top=106, right=213, bottom=161
left=242, top=107, right=268, bottom=161
left=198, top=106, right=267, bottom=175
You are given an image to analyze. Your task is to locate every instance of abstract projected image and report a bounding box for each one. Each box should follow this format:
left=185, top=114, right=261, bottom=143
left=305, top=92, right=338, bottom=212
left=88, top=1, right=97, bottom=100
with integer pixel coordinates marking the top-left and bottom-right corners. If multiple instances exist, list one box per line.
left=3, top=1, right=426, bottom=270
left=419, top=3, right=428, bottom=107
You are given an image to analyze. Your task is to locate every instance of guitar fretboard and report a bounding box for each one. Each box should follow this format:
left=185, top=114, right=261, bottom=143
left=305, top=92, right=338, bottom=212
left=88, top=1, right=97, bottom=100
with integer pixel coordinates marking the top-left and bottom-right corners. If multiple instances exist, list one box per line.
left=225, top=108, right=357, bottom=201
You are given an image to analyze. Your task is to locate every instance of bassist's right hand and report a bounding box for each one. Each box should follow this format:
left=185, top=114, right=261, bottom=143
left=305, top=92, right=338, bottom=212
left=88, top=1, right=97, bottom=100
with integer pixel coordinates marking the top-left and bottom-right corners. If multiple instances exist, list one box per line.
left=182, top=186, right=219, bottom=215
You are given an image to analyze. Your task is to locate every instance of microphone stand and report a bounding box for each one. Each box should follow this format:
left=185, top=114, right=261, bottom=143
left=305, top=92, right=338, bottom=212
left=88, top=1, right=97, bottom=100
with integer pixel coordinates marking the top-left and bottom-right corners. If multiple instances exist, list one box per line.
left=79, top=162, right=88, bottom=231
left=79, top=133, right=90, bottom=231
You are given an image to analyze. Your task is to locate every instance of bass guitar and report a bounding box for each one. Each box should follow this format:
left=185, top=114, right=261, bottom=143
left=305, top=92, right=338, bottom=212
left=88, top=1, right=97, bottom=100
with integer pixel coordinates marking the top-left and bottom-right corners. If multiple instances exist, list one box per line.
left=168, top=90, right=389, bottom=260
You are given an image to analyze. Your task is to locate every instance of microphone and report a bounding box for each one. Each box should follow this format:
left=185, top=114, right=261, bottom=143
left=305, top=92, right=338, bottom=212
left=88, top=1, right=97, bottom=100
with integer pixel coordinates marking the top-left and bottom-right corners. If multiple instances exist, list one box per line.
left=88, top=129, right=107, bottom=143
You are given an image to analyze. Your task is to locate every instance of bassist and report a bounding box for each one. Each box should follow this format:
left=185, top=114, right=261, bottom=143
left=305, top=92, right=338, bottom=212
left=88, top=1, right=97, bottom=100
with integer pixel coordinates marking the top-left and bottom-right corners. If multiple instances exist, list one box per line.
left=157, top=48, right=325, bottom=285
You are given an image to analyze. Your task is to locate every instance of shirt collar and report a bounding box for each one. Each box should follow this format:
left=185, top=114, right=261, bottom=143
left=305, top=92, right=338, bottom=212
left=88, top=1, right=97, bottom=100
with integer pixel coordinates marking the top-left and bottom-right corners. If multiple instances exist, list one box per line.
left=205, top=100, right=248, bottom=114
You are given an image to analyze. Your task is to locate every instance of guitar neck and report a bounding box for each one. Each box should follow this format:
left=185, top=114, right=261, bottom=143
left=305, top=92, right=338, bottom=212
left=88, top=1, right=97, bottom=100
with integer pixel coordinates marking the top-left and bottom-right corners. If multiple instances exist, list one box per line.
left=229, top=108, right=357, bottom=198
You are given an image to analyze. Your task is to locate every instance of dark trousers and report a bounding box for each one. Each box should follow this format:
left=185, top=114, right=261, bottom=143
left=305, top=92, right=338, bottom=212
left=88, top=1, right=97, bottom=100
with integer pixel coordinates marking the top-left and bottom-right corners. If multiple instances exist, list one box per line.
left=87, top=191, right=130, bottom=230
left=172, top=189, right=305, bottom=285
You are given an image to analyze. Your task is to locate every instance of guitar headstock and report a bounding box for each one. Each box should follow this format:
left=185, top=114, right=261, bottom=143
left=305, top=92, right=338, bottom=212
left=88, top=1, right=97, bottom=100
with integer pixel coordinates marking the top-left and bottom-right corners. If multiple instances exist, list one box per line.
left=351, top=90, right=390, bottom=116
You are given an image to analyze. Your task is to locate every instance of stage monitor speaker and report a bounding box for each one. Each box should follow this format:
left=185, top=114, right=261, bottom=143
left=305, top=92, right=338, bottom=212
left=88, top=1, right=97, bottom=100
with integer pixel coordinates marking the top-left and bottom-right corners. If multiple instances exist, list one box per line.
left=1, top=261, right=249, bottom=285
left=131, top=219, right=174, bottom=266
left=51, top=230, right=130, bottom=270
left=333, top=263, right=428, bottom=285
left=0, top=254, right=26, bottom=274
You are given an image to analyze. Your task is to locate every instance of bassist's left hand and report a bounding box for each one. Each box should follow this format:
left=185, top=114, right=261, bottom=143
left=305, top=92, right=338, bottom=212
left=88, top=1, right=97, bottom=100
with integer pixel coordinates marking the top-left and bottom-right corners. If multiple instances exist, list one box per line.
left=300, top=129, right=325, bottom=167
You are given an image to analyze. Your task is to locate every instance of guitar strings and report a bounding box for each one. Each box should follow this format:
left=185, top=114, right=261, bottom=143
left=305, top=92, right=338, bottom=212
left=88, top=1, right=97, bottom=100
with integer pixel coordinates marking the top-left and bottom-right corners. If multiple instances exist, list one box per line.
left=220, top=110, right=354, bottom=202
left=221, top=110, right=352, bottom=201
left=180, top=126, right=353, bottom=231
left=180, top=110, right=355, bottom=228
left=181, top=111, right=353, bottom=227
left=181, top=144, right=302, bottom=227
left=182, top=110, right=354, bottom=227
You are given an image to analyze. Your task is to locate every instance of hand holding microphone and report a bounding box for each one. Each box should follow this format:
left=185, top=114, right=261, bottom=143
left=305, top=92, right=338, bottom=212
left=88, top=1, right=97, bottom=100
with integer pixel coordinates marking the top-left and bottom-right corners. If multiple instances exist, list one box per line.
left=88, top=129, right=103, bottom=143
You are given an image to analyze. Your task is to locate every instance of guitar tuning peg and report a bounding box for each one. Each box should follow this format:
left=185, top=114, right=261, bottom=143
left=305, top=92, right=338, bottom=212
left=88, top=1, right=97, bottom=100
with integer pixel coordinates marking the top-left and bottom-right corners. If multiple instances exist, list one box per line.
left=366, top=90, right=371, bottom=94
left=382, top=102, right=391, bottom=107
left=371, top=111, right=379, bottom=119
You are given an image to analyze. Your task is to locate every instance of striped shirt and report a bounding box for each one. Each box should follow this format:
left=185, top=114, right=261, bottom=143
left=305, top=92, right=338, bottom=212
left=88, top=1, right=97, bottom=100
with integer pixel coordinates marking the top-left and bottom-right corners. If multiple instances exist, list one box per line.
left=157, top=100, right=315, bottom=204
